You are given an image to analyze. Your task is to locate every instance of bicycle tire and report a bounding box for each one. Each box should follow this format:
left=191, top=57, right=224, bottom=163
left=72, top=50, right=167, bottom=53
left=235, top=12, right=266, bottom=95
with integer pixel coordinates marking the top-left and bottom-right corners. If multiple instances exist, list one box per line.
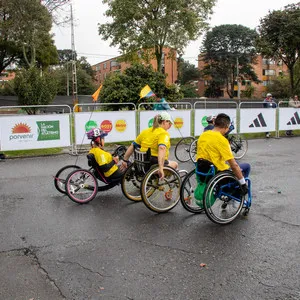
left=230, top=136, right=248, bottom=160
left=54, top=165, right=81, bottom=194
left=174, top=136, right=195, bottom=163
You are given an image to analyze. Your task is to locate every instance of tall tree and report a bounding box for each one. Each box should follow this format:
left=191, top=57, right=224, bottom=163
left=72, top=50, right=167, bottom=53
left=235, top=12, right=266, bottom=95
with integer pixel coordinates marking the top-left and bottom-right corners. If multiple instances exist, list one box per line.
left=201, top=24, right=259, bottom=98
left=177, top=58, right=201, bottom=85
left=257, top=4, right=300, bottom=94
left=41, top=0, right=71, bottom=25
left=98, top=0, right=216, bottom=72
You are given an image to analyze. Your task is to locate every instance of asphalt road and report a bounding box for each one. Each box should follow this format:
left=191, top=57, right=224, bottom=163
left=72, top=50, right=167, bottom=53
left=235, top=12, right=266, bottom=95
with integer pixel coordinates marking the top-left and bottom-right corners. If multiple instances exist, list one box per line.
left=0, top=138, right=299, bottom=300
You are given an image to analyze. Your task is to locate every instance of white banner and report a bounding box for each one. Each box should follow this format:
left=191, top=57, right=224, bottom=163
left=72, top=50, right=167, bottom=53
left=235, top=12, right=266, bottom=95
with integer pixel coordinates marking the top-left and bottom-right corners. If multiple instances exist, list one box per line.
left=278, top=108, right=300, bottom=130
left=194, top=109, right=237, bottom=136
left=0, top=114, right=71, bottom=151
left=240, top=108, right=276, bottom=133
left=139, top=110, right=191, bottom=138
left=74, top=111, right=136, bottom=144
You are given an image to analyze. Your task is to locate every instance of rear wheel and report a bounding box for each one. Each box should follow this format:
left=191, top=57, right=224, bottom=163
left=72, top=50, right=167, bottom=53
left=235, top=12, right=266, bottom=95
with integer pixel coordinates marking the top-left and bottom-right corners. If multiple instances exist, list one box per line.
left=54, top=165, right=81, bottom=194
left=189, top=139, right=197, bottom=163
left=141, top=166, right=181, bottom=213
left=203, top=171, right=244, bottom=225
left=174, top=136, right=195, bottom=162
left=121, top=164, right=143, bottom=202
left=65, top=169, right=98, bottom=204
left=180, top=169, right=204, bottom=214
left=230, top=136, right=248, bottom=160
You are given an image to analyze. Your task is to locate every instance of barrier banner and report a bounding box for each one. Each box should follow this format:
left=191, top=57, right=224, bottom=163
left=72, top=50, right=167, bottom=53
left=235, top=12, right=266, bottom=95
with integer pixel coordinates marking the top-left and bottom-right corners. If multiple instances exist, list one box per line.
left=139, top=110, right=191, bottom=138
left=278, top=108, right=300, bottom=130
left=240, top=108, right=276, bottom=133
left=194, top=109, right=237, bottom=136
left=0, top=114, right=71, bottom=151
left=74, top=111, right=136, bottom=144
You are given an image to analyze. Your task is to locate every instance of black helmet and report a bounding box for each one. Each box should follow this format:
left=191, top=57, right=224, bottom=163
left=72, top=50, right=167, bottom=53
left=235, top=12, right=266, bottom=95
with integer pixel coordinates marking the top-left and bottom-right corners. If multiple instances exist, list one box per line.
left=206, top=115, right=215, bottom=123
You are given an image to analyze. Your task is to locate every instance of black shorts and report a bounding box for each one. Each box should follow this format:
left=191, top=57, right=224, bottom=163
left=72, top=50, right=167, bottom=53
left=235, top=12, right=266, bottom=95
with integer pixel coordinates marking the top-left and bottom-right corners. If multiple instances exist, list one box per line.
left=150, top=156, right=169, bottom=166
left=107, top=167, right=125, bottom=182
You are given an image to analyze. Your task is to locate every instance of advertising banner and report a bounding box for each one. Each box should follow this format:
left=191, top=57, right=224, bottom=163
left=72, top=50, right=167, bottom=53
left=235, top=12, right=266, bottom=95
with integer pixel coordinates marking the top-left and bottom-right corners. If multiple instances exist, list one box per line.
left=278, top=108, right=300, bottom=130
left=74, top=111, right=136, bottom=144
left=194, top=109, right=237, bottom=136
left=240, top=108, right=276, bottom=133
left=139, top=110, right=191, bottom=138
left=0, top=114, right=71, bottom=151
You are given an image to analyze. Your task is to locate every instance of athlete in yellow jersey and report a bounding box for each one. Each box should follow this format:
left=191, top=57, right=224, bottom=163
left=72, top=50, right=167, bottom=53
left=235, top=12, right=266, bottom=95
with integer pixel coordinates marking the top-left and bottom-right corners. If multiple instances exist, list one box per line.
left=121, top=111, right=177, bottom=179
left=196, top=113, right=250, bottom=195
left=87, top=128, right=124, bottom=180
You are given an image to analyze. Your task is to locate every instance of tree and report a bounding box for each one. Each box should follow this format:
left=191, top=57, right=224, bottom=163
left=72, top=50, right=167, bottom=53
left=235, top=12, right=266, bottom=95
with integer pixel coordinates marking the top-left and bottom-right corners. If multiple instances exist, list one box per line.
left=257, top=4, right=300, bottom=94
left=201, top=24, right=259, bottom=98
left=14, top=67, right=58, bottom=114
left=99, top=64, right=183, bottom=110
left=177, top=58, right=201, bottom=85
left=0, top=0, right=58, bottom=72
left=98, top=0, right=216, bottom=72
left=41, top=0, right=71, bottom=25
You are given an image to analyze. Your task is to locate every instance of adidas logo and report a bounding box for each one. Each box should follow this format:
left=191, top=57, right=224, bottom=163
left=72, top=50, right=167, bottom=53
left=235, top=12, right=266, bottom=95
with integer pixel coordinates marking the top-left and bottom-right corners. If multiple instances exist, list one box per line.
left=249, top=113, right=267, bottom=128
left=287, top=112, right=300, bottom=125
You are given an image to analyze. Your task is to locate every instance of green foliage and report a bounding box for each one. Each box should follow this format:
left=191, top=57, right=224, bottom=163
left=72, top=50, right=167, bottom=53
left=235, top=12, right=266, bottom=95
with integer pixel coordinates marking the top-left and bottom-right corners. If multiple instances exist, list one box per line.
left=257, top=4, right=300, bottom=94
left=14, top=67, right=58, bottom=114
left=266, top=75, right=292, bottom=99
left=98, top=0, right=216, bottom=71
left=202, top=24, right=259, bottom=98
left=99, top=64, right=182, bottom=109
left=177, top=58, right=201, bottom=85
left=241, top=85, right=255, bottom=99
left=180, top=83, right=199, bottom=98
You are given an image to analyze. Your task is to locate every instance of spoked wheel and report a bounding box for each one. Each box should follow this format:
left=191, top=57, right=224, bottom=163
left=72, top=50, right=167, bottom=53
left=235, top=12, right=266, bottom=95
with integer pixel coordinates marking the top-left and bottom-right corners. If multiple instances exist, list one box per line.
left=121, top=163, right=143, bottom=202
left=203, top=171, right=244, bottom=225
left=65, top=169, right=98, bottom=204
left=230, top=136, right=248, bottom=160
left=54, top=165, right=81, bottom=194
left=189, top=139, right=197, bottom=163
left=141, top=166, right=181, bottom=213
left=180, top=169, right=204, bottom=214
left=174, top=136, right=195, bottom=163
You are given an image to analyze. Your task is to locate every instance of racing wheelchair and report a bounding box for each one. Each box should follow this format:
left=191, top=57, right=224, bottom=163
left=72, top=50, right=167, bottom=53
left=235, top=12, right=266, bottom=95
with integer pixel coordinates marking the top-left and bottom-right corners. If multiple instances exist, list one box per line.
left=180, top=160, right=252, bottom=225
left=121, top=147, right=184, bottom=213
left=53, top=144, right=127, bottom=204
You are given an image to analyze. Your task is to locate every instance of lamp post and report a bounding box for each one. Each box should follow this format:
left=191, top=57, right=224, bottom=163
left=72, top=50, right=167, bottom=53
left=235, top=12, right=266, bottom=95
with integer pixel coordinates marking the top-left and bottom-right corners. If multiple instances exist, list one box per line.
left=236, top=56, right=241, bottom=99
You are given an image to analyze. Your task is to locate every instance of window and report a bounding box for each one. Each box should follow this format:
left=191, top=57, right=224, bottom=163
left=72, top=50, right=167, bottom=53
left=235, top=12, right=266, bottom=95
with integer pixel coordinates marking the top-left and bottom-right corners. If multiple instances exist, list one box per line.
left=103, top=63, right=107, bottom=70
left=262, top=58, right=275, bottom=65
left=263, top=69, right=276, bottom=76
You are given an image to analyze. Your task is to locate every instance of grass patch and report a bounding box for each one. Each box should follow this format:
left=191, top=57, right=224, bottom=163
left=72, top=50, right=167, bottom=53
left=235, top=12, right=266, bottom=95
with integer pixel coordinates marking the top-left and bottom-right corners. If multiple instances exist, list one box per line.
left=3, top=147, right=64, bottom=158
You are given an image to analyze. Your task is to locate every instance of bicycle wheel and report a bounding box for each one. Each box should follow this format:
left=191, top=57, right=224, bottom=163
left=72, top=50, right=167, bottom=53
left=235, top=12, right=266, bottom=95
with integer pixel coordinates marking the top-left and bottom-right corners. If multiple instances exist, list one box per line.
left=174, top=136, right=195, bottom=162
left=54, top=165, right=81, bottom=194
left=180, top=169, right=205, bottom=214
left=65, top=169, right=98, bottom=204
left=189, top=139, right=197, bottom=163
left=121, top=163, right=143, bottom=202
left=203, top=171, right=244, bottom=225
left=230, top=136, right=248, bottom=160
left=141, top=166, right=181, bottom=213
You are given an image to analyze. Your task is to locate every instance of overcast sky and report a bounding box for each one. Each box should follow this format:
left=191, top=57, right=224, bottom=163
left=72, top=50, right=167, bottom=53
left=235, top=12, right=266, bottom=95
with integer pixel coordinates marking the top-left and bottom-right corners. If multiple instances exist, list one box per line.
left=52, top=0, right=297, bottom=66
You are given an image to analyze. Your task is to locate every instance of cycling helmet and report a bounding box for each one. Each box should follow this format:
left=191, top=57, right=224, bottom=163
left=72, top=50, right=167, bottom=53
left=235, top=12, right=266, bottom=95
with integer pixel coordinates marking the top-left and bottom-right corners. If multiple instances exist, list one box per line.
left=206, top=115, right=215, bottom=123
left=86, top=128, right=108, bottom=141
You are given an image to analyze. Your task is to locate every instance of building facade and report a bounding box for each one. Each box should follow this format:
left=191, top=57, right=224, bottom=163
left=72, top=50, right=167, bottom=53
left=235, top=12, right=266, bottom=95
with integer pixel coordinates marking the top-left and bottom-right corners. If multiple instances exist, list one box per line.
left=92, top=47, right=178, bottom=85
left=197, top=54, right=289, bottom=98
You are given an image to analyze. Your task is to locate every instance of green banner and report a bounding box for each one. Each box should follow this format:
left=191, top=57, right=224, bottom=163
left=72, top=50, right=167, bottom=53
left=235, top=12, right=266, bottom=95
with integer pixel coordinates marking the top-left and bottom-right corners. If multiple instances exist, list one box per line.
left=37, top=121, right=60, bottom=141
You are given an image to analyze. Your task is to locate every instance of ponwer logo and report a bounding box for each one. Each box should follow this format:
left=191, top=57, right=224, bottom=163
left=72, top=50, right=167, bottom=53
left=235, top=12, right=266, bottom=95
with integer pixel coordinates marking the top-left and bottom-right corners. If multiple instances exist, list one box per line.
left=12, top=123, right=31, bottom=133
left=115, top=119, right=127, bottom=132
left=100, top=120, right=113, bottom=133
left=10, top=122, right=34, bottom=141
left=174, top=117, right=183, bottom=129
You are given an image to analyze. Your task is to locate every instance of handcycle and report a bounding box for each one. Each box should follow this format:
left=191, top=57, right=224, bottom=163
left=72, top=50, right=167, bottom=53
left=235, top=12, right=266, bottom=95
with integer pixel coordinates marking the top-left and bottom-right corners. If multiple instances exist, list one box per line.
left=121, top=147, right=185, bottom=213
left=180, top=161, right=252, bottom=225
left=53, top=145, right=127, bottom=203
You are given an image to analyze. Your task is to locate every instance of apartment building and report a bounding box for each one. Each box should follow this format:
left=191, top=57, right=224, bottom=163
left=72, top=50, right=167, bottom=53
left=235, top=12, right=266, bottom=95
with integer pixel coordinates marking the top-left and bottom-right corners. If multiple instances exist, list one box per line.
left=92, top=47, right=178, bottom=85
left=197, top=54, right=288, bottom=98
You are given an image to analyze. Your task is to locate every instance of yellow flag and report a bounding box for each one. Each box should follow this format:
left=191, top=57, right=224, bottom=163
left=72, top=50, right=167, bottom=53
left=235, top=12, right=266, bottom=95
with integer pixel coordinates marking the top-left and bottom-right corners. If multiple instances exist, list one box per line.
left=92, top=84, right=102, bottom=102
left=139, top=85, right=155, bottom=98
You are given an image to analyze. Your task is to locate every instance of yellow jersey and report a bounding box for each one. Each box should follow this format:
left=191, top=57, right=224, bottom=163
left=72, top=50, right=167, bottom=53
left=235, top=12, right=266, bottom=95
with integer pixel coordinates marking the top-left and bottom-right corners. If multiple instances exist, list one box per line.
left=89, top=147, right=118, bottom=177
left=196, top=130, right=234, bottom=171
left=134, top=127, right=170, bottom=159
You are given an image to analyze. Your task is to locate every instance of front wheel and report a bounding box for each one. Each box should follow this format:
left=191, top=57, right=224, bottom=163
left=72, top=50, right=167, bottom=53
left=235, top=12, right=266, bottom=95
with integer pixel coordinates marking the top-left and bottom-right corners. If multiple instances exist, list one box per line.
left=65, top=169, right=98, bottom=204
left=189, top=139, right=197, bottom=163
left=174, top=136, right=195, bottom=163
left=54, top=165, right=81, bottom=194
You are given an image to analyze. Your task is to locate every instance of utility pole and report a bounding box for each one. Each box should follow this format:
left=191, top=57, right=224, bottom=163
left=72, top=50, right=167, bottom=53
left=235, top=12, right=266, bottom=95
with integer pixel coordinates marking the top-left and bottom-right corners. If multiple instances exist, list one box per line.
left=70, top=5, right=78, bottom=111
left=236, top=56, right=241, bottom=99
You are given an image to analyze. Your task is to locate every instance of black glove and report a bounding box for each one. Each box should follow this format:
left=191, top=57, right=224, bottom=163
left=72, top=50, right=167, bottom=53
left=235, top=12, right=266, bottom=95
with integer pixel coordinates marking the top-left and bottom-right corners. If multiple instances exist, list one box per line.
left=240, top=184, right=248, bottom=196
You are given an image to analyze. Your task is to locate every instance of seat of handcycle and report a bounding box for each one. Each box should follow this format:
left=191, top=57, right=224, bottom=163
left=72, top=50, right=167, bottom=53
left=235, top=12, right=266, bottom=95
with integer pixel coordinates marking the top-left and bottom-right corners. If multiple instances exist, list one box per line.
left=196, top=158, right=216, bottom=183
left=87, top=153, right=121, bottom=184
left=133, top=147, right=152, bottom=175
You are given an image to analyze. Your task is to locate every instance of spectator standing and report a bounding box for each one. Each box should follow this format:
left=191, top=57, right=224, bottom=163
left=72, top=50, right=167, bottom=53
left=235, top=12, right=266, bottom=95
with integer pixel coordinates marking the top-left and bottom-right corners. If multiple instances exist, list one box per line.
left=263, top=93, right=277, bottom=138
left=153, top=95, right=173, bottom=111
left=286, top=95, right=300, bottom=136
